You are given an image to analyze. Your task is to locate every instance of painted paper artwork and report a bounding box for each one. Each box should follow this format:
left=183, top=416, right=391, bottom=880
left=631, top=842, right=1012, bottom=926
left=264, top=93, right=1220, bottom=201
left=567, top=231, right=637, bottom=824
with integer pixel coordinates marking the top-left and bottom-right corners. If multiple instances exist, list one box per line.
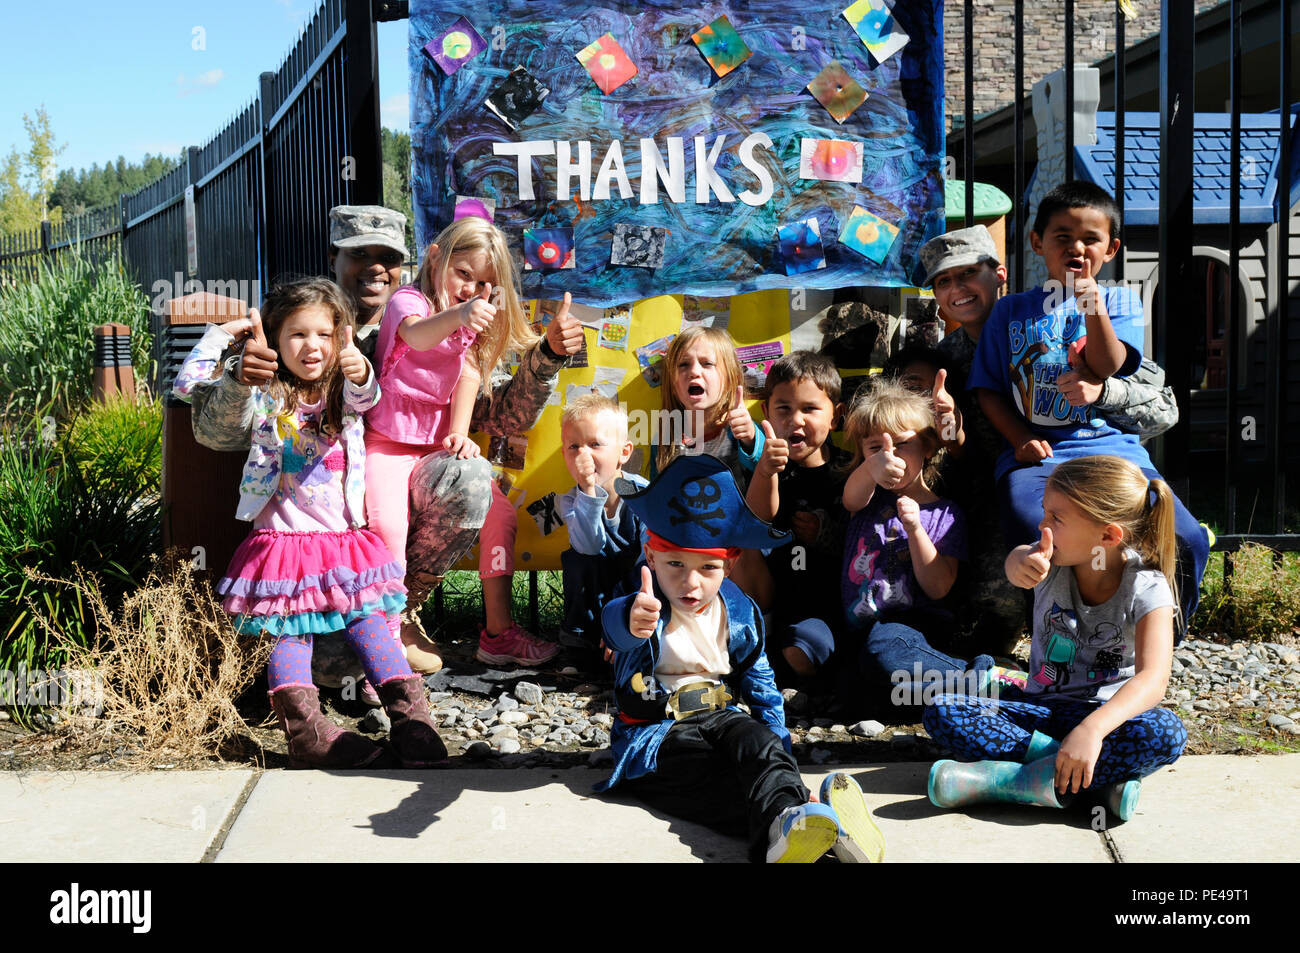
left=411, top=0, right=945, bottom=306
left=424, top=16, right=486, bottom=76
left=841, top=205, right=901, bottom=263
left=778, top=218, right=827, bottom=275
left=486, top=66, right=551, bottom=129
left=807, top=60, right=868, bottom=124
left=692, top=15, right=753, bottom=78
left=598, top=305, right=632, bottom=350
left=610, top=224, right=668, bottom=268
left=636, top=334, right=675, bottom=387
left=454, top=195, right=496, bottom=222
left=523, top=227, right=576, bottom=270
left=800, top=138, right=864, bottom=183
left=576, top=33, right=638, bottom=94
left=843, top=0, right=910, bottom=66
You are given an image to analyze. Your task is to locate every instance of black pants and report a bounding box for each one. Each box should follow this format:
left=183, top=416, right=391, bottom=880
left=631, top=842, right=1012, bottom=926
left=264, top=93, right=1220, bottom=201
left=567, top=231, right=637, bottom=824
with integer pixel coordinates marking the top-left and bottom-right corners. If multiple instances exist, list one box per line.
left=622, top=709, right=807, bottom=863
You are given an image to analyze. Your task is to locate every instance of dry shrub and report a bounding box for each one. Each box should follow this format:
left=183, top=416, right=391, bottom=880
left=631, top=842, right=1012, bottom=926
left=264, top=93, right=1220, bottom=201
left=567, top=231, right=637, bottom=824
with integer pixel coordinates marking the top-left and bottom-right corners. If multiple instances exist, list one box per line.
left=32, top=553, right=272, bottom=762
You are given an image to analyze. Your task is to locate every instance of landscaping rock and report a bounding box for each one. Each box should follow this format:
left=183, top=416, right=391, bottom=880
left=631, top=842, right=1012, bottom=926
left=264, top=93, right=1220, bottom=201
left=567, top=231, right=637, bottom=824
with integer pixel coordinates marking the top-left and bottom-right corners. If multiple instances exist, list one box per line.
left=514, top=681, right=545, bottom=706
left=359, top=709, right=391, bottom=733
left=849, top=720, right=885, bottom=738
left=496, top=738, right=521, bottom=755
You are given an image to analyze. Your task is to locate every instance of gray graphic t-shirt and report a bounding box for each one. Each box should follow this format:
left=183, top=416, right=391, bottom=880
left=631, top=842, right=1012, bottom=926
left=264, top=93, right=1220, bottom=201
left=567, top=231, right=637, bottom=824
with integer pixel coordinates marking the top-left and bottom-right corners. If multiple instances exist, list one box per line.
left=1026, top=549, right=1174, bottom=702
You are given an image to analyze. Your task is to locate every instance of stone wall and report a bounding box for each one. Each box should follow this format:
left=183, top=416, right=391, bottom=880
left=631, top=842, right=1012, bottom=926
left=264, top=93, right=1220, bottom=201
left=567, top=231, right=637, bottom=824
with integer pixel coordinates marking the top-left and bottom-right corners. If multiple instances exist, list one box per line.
left=943, top=0, right=1223, bottom=127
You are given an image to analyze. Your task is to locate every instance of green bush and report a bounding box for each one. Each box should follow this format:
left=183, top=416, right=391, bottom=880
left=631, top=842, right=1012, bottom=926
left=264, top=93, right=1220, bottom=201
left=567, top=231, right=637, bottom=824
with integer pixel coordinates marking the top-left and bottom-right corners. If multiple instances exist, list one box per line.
left=66, top=392, right=162, bottom=500
left=1196, top=544, right=1300, bottom=642
left=0, top=252, right=152, bottom=420
left=0, top=410, right=160, bottom=675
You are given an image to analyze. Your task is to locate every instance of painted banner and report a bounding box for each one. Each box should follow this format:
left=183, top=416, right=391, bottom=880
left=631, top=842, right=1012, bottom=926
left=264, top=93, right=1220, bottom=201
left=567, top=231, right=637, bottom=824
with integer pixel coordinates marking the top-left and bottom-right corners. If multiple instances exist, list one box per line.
left=409, top=0, right=945, bottom=307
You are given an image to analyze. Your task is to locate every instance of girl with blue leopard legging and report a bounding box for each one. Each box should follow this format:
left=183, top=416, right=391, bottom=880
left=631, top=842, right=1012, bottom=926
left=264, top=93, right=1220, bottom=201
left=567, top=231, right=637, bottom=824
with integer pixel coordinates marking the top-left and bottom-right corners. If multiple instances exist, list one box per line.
left=924, top=455, right=1187, bottom=821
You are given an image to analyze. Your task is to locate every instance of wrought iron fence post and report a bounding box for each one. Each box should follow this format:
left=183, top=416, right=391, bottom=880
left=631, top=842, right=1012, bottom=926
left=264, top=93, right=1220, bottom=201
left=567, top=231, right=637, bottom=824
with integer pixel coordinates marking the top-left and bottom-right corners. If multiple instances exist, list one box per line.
left=1157, top=4, right=1194, bottom=501
left=344, top=0, right=382, bottom=206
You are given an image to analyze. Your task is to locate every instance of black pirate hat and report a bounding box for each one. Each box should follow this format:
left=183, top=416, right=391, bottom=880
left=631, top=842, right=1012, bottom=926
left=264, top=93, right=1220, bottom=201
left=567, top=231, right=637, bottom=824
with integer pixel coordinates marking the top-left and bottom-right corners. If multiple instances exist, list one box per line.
left=614, top=454, right=791, bottom=551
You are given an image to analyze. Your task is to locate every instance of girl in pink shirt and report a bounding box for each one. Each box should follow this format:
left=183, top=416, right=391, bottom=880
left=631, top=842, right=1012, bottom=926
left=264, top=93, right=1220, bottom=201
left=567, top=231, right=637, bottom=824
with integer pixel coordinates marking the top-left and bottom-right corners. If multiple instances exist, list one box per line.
left=366, top=216, right=559, bottom=669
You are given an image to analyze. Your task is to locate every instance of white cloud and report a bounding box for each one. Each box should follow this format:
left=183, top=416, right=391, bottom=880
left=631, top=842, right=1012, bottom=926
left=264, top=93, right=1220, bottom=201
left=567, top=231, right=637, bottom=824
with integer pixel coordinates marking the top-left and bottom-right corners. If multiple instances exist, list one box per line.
left=381, top=93, right=409, bottom=131
left=175, top=68, right=225, bottom=97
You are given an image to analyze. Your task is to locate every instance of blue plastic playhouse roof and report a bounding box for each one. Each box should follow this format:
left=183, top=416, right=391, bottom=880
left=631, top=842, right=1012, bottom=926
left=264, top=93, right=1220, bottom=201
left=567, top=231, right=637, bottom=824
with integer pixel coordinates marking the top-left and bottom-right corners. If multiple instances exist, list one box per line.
left=1073, top=110, right=1300, bottom=226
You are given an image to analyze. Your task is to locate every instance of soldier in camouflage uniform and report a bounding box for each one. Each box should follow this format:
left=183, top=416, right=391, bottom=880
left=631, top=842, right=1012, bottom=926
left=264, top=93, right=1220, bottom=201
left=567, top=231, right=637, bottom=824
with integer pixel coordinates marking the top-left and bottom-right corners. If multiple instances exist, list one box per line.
left=919, top=227, right=1178, bottom=657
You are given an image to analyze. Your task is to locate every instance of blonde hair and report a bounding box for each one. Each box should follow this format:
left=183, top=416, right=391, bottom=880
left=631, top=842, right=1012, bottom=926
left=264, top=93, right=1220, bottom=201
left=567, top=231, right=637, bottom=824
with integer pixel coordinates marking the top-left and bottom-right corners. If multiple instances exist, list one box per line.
left=1046, top=455, right=1179, bottom=609
left=415, top=216, right=539, bottom=385
left=656, top=326, right=743, bottom=472
left=842, top=376, right=942, bottom=482
left=562, top=393, right=627, bottom=440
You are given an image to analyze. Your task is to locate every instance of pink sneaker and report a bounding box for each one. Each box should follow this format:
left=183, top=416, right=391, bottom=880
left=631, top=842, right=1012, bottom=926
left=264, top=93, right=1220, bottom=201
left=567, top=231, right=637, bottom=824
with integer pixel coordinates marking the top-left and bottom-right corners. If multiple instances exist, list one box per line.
left=476, top=624, right=560, bottom=667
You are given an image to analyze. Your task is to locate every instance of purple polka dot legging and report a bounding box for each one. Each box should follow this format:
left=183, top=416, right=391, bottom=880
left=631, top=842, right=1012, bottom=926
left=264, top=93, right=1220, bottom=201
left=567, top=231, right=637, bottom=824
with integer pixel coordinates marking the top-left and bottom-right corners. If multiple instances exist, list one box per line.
left=266, top=612, right=412, bottom=690
left=923, top=688, right=1187, bottom=786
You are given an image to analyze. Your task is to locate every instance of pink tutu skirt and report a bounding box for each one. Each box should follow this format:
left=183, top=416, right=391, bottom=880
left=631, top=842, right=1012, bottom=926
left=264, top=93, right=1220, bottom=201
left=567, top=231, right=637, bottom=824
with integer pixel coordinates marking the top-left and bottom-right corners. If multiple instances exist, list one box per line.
left=218, top=529, right=407, bottom=637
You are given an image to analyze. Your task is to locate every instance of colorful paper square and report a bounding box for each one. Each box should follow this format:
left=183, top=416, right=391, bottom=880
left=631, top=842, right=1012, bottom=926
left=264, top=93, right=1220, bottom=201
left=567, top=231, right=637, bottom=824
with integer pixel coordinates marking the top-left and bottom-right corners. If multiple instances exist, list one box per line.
left=576, top=33, right=638, bottom=94
left=843, top=0, right=910, bottom=66
left=485, top=66, right=550, bottom=129
left=610, top=224, right=668, bottom=268
left=454, top=195, right=496, bottom=222
left=691, top=15, right=753, bottom=78
left=597, top=305, right=632, bottom=351
left=636, top=335, right=675, bottom=387
left=840, top=206, right=901, bottom=264
left=777, top=218, right=827, bottom=276
left=424, top=17, right=487, bottom=76
left=523, top=227, right=575, bottom=270
left=807, top=60, right=868, bottom=124
left=799, top=138, right=864, bottom=183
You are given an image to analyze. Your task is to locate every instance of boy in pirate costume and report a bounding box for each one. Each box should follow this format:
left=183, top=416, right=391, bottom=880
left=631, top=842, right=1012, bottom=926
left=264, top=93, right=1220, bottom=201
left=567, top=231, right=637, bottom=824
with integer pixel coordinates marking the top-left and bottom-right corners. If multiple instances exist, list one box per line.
left=594, top=454, right=886, bottom=863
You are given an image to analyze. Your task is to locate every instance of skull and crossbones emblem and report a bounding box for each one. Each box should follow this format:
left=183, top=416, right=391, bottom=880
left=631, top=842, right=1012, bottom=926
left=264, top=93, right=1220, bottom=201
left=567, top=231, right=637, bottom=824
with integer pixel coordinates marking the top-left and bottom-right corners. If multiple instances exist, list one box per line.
left=668, top=477, right=725, bottom=537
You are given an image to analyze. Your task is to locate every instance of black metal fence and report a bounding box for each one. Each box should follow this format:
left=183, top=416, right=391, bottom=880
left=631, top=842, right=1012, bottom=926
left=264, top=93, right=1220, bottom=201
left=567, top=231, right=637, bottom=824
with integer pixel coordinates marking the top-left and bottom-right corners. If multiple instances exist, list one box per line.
left=0, top=203, right=123, bottom=286
left=0, top=0, right=388, bottom=389
left=951, top=0, right=1297, bottom=553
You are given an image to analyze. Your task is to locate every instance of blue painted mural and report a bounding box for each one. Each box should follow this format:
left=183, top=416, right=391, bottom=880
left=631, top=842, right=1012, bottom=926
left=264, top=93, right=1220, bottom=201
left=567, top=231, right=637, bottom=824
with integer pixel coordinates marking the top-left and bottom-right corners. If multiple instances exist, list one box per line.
left=409, top=0, right=945, bottom=307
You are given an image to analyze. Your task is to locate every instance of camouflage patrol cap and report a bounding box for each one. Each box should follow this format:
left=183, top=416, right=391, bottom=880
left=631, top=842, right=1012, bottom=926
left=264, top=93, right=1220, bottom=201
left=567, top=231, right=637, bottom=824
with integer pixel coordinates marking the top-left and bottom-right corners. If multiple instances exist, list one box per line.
left=329, top=205, right=408, bottom=256
left=919, top=225, right=999, bottom=286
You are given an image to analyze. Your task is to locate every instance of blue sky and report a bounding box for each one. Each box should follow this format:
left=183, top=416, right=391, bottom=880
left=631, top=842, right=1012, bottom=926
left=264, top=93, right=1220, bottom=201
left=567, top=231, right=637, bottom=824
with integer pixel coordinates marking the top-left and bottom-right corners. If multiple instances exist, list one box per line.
left=0, top=0, right=410, bottom=176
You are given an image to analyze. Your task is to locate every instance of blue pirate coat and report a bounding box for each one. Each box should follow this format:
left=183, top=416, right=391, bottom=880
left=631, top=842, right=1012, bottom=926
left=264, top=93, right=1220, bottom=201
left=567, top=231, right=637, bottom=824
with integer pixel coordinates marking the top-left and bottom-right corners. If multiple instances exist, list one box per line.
left=593, top=577, right=790, bottom=792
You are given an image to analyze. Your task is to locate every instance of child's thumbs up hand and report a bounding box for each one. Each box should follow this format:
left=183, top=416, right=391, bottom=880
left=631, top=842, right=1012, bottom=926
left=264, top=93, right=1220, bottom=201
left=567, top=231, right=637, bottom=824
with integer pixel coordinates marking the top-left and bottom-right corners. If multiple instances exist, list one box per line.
left=866, top=431, right=908, bottom=490
left=545, top=291, right=585, bottom=357
left=756, top=419, right=788, bottom=477
left=1074, top=257, right=1099, bottom=317
left=339, top=324, right=369, bottom=384
left=1008, top=527, right=1054, bottom=588
left=458, top=282, right=497, bottom=335
left=727, top=384, right=756, bottom=452
left=630, top=565, right=661, bottom=639
left=237, top=307, right=279, bottom=387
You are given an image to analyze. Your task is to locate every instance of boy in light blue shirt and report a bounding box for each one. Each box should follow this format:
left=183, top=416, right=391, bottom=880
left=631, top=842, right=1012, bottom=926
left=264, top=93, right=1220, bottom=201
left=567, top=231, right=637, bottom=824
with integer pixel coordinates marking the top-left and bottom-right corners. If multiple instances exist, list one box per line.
left=556, top=394, right=648, bottom=654
left=968, top=181, right=1208, bottom=635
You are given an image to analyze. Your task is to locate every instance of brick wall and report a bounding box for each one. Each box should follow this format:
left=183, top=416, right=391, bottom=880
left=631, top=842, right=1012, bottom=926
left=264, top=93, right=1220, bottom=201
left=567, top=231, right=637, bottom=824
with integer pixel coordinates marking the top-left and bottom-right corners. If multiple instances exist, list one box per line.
left=943, top=0, right=1223, bottom=127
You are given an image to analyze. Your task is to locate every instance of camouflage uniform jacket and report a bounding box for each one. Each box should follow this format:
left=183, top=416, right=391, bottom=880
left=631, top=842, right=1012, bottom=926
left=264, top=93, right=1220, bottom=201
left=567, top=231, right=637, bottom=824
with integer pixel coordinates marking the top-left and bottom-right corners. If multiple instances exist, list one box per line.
left=190, top=335, right=566, bottom=451
left=938, top=328, right=1177, bottom=442
left=181, top=353, right=379, bottom=524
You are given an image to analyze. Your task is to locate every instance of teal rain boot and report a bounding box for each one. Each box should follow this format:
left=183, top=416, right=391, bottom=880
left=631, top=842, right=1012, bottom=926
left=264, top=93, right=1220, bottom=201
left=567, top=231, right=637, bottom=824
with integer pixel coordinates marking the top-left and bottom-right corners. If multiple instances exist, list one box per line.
left=928, top=732, right=1070, bottom=810
left=1096, top=779, right=1141, bottom=821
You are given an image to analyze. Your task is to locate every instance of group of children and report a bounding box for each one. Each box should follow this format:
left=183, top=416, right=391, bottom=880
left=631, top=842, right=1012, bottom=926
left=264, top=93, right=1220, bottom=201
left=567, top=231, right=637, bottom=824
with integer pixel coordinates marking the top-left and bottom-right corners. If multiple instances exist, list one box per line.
left=177, top=179, right=1204, bottom=862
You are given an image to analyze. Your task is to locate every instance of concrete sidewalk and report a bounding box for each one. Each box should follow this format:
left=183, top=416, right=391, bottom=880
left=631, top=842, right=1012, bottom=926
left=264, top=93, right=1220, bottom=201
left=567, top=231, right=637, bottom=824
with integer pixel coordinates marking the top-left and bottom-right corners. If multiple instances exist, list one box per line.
left=2, top=755, right=1295, bottom=862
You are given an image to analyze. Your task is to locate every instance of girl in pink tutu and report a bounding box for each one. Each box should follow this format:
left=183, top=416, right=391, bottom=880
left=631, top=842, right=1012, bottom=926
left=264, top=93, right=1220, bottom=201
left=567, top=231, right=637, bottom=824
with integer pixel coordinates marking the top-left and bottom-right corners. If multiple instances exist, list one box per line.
left=217, top=277, right=446, bottom=769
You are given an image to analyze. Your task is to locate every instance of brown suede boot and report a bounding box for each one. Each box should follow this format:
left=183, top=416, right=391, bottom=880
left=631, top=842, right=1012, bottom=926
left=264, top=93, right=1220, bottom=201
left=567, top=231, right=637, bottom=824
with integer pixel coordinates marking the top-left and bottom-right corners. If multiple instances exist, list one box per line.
left=399, top=571, right=443, bottom=674
left=269, top=684, right=388, bottom=770
left=376, top=676, right=449, bottom=767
